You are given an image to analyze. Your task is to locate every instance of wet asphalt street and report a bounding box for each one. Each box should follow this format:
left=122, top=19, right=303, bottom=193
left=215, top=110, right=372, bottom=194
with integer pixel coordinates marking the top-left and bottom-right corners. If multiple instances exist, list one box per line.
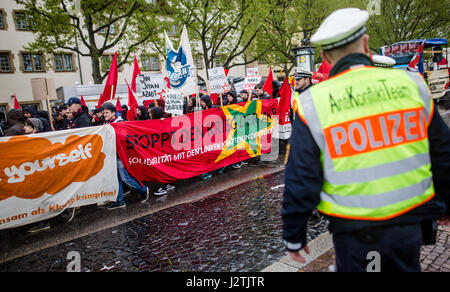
left=0, top=169, right=328, bottom=272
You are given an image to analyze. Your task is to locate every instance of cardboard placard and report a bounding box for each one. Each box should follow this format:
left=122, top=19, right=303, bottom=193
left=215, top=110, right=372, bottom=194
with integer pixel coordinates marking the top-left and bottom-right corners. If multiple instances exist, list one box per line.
left=139, top=73, right=166, bottom=101
left=31, top=78, right=57, bottom=100
left=208, top=67, right=229, bottom=94
left=165, top=89, right=184, bottom=115
left=243, top=76, right=262, bottom=91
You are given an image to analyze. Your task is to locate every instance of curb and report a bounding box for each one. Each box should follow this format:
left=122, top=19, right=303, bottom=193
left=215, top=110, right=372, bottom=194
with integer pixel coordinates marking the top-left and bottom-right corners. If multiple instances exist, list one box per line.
left=261, top=232, right=333, bottom=272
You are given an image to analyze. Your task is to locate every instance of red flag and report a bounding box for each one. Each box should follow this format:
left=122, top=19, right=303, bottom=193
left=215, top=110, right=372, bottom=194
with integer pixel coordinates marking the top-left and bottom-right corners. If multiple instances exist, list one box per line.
left=224, top=68, right=230, bottom=76
left=312, top=60, right=332, bottom=84
left=263, top=66, right=274, bottom=98
left=125, top=79, right=138, bottom=121
left=80, top=96, right=87, bottom=107
left=276, top=79, right=292, bottom=125
left=408, top=40, right=426, bottom=71
left=210, top=93, right=219, bottom=105
left=101, top=52, right=118, bottom=102
left=131, top=55, right=141, bottom=93
left=13, top=93, right=20, bottom=110
left=116, top=97, right=122, bottom=112
left=97, top=94, right=108, bottom=108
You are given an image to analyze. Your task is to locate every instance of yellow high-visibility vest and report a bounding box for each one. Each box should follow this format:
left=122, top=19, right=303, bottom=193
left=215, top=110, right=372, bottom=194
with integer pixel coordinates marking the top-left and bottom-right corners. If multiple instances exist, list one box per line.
left=293, top=66, right=435, bottom=221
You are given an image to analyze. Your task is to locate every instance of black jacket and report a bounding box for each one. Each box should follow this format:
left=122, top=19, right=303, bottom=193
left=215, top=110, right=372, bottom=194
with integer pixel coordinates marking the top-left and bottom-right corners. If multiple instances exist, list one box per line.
left=282, top=53, right=450, bottom=250
left=71, top=110, right=92, bottom=128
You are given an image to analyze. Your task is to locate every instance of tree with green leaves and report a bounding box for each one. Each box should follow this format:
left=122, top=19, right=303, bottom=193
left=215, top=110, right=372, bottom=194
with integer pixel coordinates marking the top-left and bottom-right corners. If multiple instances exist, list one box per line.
left=365, top=0, right=449, bottom=49
left=248, top=0, right=362, bottom=78
left=17, top=0, right=168, bottom=84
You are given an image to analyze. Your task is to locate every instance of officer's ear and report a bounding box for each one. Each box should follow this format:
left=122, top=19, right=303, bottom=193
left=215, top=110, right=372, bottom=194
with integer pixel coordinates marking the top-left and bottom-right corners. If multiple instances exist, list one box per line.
left=362, top=34, right=370, bottom=56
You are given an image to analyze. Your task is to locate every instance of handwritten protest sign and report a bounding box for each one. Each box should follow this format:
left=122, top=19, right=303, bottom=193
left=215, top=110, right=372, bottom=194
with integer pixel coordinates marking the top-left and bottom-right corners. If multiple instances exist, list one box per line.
left=165, top=89, right=184, bottom=115
left=243, top=76, right=262, bottom=91
left=246, top=68, right=259, bottom=77
left=208, top=67, right=229, bottom=94
left=139, top=73, right=165, bottom=101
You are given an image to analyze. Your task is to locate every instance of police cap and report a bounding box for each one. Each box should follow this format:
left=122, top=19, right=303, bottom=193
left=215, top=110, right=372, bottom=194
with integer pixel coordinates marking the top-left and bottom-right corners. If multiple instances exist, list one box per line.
left=311, top=8, right=369, bottom=51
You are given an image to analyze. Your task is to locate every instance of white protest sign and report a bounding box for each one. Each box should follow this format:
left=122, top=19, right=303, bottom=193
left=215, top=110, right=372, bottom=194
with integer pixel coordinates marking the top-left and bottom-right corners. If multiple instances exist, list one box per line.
left=208, top=67, right=229, bottom=94
left=246, top=67, right=259, bottom=76
left=165, top=89, right=184, bottom=115
left=139, top=72, right=166, bottom=101
left=243, top=75, right=262, bottom=91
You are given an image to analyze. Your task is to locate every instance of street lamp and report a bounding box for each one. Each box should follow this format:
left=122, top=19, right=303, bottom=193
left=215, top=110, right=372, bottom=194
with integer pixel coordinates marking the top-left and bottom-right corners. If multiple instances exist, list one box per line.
left=292, top=46, right=315, bottom=72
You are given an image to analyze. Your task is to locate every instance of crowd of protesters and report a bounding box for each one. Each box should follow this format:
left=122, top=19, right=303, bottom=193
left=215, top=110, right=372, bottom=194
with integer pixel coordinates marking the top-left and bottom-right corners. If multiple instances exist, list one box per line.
left=0, top=81, right=281, bottom=232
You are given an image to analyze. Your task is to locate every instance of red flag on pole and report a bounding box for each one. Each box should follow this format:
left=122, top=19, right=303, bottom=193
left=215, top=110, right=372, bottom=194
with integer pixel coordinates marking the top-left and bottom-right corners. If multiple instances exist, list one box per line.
left=131, top=55, right=141, bottom=93
left=97, top=94, right=108, bottom=108
left=276, top=79, right=292, bottom=125
left=115, top=97, right=122, bottom=112
left=125, top=79, right=138, bottom=121
left=13, top=93, right=20, bottom=110
left=408, top=39, right=426, bottom=71
left=101, top=52, right=118, bottom=102
left=263, top=66, right=274, bottom=98
left=80, top=96, right=87, bottom=107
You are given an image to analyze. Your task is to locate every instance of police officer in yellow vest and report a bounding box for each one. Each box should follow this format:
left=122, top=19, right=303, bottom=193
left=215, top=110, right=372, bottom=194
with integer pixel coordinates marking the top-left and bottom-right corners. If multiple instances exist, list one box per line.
left=282, top=8, right=450, bottom=272
left=289, top=67, right=314, bottom=122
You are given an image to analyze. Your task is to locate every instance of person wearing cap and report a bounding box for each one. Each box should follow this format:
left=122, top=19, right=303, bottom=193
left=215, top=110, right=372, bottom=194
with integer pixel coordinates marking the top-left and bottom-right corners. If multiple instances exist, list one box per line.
left=372, top=55, right=396, bottom=68
left=66, top=97, right=91, bottom=128
left=282, top=8, right=450, bottom=272
left=290, top=67, right=314, bottom=122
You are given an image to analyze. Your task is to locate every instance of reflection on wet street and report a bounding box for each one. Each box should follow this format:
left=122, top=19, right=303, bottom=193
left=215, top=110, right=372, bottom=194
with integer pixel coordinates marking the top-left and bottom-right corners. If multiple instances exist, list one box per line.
left=0, top=171, right=328, bottom=272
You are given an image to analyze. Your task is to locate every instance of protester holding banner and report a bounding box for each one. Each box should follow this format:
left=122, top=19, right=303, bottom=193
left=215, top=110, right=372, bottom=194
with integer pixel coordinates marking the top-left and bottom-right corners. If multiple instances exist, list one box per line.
left=225, top=91, right=238, bottom=105
left=149, top=106, right=164, bottom=120
left=53, top=109, right=69, bottom=130
left=4, top=109, right=26, bottom=137
left=23, top=106, right=50, bottom=132
left=67, top=97, right=92, bottom=128
left=91, top=108, right=104, bottom=126
left=24, top=119, right=38, bottom=134
left=254, top=84, right=271, bottom=100
left=200, top=95, right=214, bottom=110
left=239, top=90, right=249, bottom=103
left=101, top=102, right=149, bottom=209
left=185, top=96, right=197, bottom=114
left=136, top=106, right=150, bottom=120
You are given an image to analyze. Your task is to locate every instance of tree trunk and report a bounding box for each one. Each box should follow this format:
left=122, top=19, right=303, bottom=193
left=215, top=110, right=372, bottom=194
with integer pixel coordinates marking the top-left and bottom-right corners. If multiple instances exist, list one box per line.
left=91, top=55, right=103, bottom=84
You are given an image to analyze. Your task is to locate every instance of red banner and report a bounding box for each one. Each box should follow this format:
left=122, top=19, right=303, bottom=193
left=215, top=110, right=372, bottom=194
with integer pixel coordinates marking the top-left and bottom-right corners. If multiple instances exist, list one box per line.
left=112, top=100, right=278, bottom=183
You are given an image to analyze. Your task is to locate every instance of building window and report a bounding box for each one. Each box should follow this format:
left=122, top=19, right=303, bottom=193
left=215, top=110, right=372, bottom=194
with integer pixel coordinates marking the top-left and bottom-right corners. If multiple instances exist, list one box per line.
left=142, top=55, right=160, bottom=71
left=169, top=24, right=177, bottom=37
left=0, top=9, right=6, bottom=30
left=21, top=53, right=45, bottom=72
left=214, top=56, right=225, bottom=67
left=101, top=55, right=112, bottom=72
left=0, top=53, right=11, bottom=72
left=195, top=55, right=203, bottom=70
left=99, top=24, right=116, bottom=35
left=54, top=53, right=74, bottom=72
left=100, top=54, right=123, bottom=73
left=14, top=11, right=35, bottom=31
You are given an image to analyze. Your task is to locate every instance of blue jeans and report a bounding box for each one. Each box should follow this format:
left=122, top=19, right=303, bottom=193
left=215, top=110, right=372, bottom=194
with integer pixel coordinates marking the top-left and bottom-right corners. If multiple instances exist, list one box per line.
left=116, top=158, right=146, bottom=204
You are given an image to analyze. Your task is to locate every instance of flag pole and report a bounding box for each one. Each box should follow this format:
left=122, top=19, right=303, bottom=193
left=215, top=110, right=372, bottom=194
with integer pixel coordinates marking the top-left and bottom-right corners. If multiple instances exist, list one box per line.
left=110, top=84, right=114, bottom=101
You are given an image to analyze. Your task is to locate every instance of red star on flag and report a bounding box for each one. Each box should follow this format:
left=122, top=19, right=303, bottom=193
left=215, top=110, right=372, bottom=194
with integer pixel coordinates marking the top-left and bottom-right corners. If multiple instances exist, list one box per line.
left=221, top=83, right=229, bottom=93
